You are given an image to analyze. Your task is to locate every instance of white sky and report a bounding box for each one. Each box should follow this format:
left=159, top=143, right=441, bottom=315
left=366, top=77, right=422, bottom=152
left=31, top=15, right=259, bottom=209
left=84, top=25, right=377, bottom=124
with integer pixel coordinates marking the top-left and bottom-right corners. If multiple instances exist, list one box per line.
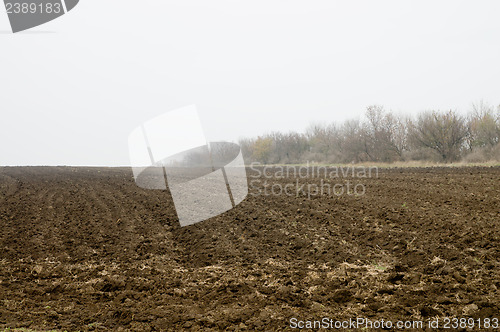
left=1, top=0, right=500, bottom=166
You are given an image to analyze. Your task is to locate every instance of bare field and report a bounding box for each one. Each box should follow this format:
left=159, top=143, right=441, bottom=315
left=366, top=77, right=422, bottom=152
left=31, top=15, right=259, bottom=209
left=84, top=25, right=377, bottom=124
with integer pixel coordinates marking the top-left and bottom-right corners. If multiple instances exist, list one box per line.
left=0, top=166, right=499, bottom=331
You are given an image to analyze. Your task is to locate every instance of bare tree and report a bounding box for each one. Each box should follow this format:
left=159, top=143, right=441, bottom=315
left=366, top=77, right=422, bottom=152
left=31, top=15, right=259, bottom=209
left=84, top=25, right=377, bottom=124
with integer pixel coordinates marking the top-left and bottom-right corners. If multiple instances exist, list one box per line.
left=306, top=123, right=341, bottom=162
left=240, top=103, right=497, bottom=165
left=390, top=113, right=410, bottom=159
left=466, top=101, right=500, bottom=150
left=363, top=106, right=408, bottom=162
left=409, top=110, right=467, bottom=162
left=339, top=118, right=366, bottom=163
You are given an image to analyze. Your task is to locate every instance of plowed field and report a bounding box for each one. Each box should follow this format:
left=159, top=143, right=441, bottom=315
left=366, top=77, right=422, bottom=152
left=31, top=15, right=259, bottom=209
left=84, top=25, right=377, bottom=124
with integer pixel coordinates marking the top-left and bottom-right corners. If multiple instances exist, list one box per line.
left=0, top=166, right=499, bottom=331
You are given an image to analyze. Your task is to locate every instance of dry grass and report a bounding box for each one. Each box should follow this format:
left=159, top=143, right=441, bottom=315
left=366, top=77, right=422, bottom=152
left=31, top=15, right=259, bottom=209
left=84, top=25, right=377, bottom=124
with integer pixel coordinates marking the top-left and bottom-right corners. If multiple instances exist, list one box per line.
left=262, top=160, right=500, bottom=168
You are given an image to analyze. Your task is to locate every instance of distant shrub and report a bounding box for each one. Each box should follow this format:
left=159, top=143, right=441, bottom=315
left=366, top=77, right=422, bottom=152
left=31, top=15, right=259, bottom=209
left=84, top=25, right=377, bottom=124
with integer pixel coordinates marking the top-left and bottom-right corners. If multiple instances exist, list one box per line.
left=403, top=148, right=442, bottom=163
left=462, top=143, right=500, bottom=163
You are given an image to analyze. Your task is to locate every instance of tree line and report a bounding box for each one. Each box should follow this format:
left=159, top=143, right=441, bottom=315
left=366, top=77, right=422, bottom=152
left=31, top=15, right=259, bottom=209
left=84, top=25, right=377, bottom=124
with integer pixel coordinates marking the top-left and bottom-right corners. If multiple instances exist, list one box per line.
left=239, top=102, right=500, bottom=164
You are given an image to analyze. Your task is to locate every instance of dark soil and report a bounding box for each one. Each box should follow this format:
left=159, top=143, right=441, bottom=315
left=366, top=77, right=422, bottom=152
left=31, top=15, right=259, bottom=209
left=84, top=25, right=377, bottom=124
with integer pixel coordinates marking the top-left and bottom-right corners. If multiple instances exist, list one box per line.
left=0, top=166, right=499, bottom=331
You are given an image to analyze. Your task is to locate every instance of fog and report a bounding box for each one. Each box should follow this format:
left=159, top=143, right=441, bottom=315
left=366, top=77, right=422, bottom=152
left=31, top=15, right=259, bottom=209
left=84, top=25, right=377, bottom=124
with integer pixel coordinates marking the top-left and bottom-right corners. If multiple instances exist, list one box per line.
left=1, top=0, right=499, bottom=165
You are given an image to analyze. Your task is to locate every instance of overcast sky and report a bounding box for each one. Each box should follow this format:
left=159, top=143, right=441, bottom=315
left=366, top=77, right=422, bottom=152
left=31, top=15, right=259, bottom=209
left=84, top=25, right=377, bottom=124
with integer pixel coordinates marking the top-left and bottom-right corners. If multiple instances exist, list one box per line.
left=1, top=0, right=500, bottom=166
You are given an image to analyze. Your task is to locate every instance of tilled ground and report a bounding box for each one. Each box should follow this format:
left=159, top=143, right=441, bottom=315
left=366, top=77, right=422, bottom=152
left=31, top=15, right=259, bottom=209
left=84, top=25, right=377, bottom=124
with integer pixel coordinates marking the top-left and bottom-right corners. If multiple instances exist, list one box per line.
left=0, top=166, right=499, bottom=331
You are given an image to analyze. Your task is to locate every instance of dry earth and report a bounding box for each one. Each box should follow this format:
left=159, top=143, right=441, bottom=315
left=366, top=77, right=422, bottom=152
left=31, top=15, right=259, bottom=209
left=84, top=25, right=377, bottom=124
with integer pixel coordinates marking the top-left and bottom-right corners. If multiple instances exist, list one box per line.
left=0, top=166, right=499, bottom=331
